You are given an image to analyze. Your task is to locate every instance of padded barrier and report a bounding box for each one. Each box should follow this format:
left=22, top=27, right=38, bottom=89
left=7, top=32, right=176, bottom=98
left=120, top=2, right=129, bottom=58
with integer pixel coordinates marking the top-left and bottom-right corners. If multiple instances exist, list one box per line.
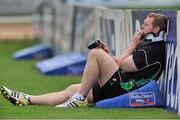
left=96, top=80, right=164, bottom=108
left=12, top=44, right=52, bottom=59
left=35, top=52, right=86, bottom=75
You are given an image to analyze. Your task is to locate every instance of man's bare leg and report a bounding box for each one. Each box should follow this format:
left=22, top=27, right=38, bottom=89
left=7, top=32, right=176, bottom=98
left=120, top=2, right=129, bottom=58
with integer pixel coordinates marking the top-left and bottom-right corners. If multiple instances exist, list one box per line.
left=78, top=48, right=119, bottom=97
left=29, top=84, right=94, bottom=105
left=29, top=48, right=118, bottom=105
left=29, top=84, right=80, bottom=105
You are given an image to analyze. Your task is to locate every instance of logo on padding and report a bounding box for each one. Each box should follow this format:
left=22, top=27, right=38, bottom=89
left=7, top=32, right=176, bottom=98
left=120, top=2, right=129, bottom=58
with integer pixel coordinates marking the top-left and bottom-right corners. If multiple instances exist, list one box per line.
left=129, top=92, right=156, bottom=106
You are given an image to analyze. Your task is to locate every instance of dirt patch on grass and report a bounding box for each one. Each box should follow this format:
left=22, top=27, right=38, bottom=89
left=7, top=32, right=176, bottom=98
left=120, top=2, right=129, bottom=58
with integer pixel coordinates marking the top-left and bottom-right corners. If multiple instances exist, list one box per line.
left=0, top=22, right=34, bottom=40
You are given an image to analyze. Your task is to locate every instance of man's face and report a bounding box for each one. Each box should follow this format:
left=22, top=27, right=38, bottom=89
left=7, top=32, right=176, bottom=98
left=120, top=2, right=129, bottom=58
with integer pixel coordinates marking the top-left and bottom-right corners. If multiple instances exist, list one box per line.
left=140, top=17, right=155, bottom=35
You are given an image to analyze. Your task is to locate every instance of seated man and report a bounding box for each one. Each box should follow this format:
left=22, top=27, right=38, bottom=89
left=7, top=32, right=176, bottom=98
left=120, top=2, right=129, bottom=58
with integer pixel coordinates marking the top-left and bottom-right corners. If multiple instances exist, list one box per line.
left=0, top=12, right=167, bottom=108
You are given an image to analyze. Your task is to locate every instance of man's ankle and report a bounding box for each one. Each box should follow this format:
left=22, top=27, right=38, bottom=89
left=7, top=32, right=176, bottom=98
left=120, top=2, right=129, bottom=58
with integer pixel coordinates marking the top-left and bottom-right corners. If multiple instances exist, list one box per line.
left=73, top=92, right=86, bottom=101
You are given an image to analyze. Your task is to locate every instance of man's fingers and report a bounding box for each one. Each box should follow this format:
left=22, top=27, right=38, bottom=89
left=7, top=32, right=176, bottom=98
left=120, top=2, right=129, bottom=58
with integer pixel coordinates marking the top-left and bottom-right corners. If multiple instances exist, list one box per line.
left=137, top=30, right=143, bottom=35
left=99, top=43, right=110, bottom=53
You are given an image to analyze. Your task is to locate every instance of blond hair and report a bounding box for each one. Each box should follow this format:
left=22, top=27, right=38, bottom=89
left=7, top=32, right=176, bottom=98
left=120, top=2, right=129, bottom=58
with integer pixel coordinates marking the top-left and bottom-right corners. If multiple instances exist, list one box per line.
left=147, top=13, right=168, bottom=32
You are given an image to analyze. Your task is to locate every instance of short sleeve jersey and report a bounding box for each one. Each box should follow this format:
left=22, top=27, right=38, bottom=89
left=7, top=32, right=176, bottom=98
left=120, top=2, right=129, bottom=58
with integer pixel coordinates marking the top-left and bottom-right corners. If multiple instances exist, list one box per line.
left=92, top=41, right=165, bottom=102
left=120, top=41, right=165, bottom=90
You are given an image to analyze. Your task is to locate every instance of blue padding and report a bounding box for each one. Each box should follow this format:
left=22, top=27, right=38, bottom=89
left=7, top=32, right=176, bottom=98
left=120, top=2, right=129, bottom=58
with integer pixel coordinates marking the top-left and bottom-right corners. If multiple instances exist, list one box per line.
left=96, top=80, right=164, bottom=108
left=35, top=52, right=86, bottom=75
left=12, top=44, right=52, bottom=59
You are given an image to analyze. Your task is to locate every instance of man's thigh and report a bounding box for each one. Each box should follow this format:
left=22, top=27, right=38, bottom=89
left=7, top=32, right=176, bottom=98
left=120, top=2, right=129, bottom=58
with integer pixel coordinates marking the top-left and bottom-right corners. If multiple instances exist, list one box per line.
left=92, top=49, right=119, bottom=86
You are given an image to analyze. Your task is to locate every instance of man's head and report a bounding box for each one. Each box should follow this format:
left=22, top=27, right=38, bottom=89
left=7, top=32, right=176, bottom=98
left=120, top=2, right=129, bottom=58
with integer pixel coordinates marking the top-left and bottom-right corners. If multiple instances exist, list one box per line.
left=141, top=12, right=168, bottom=36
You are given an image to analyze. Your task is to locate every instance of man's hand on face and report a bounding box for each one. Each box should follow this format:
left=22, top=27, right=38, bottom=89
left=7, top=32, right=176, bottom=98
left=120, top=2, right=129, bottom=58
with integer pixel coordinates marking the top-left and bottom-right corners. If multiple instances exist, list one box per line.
left=132, top=30, right=144, bottom=46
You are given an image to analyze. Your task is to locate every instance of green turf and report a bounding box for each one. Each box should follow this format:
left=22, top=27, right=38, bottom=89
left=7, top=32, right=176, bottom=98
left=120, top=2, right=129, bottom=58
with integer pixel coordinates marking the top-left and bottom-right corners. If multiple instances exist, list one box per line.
left=0, top=40, right=179, bottom=119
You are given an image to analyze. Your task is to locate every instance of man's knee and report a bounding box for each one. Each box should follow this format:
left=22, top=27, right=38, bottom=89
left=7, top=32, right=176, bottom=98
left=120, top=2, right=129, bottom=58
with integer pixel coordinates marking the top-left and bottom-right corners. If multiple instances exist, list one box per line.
left=65, top=84, right=80, bottom=92
left=88, top=48, right=105, bottom=59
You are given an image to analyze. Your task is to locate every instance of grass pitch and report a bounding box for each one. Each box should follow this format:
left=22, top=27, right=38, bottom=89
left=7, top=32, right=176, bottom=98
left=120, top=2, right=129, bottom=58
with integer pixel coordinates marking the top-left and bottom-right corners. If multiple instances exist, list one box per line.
left=0, top=40, right=179, bottom=119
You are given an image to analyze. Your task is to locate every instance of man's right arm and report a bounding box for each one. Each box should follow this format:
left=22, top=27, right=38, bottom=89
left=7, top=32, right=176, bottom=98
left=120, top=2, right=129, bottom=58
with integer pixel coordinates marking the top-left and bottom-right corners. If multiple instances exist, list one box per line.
left=114, top=30, right=144, bottom=72
left=99, top=30, right=144, bottom=72
left=118, top=30, right=144, bottom=60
